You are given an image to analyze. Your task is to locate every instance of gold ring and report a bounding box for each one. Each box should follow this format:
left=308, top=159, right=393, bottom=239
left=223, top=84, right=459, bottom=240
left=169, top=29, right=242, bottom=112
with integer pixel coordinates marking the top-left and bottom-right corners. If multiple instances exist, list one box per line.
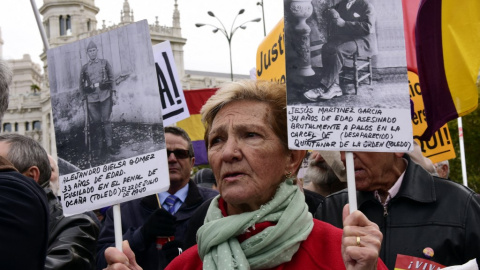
left=356, top=236, right=361, bottom=246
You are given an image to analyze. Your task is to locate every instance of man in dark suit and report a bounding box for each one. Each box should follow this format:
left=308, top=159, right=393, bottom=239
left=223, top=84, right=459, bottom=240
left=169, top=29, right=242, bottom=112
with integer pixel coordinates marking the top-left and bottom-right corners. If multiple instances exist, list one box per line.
left=304, top=0, right=378, bottom=100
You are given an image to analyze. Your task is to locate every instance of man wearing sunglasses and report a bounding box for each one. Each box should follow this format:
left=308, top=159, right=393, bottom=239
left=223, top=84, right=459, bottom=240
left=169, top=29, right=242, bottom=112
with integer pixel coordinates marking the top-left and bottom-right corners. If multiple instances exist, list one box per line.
left=96, top=126, right=218, bottom=270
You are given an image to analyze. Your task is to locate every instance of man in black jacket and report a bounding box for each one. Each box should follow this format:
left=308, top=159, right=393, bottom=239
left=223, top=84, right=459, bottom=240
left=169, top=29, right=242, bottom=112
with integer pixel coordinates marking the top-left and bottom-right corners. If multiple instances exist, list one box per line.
left=315, top=151, right=480, bottom=269
left=96, top=126, right=218, bottom=270
left=0, top=133, right=100, bottom=270
left=0, top=156, right=49, bottom=270
left=0, top=59, right=49, bottom=270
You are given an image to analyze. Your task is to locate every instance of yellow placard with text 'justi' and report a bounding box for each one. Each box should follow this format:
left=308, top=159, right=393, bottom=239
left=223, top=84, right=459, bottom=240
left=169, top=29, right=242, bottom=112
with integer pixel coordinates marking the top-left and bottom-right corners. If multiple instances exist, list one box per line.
left=256, top=18, right=286, bottom=84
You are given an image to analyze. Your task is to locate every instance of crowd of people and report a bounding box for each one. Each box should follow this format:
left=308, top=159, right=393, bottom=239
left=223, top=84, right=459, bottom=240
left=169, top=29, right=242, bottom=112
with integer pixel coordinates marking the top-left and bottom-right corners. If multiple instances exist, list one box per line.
left=1, top=52, right=479, bottom=270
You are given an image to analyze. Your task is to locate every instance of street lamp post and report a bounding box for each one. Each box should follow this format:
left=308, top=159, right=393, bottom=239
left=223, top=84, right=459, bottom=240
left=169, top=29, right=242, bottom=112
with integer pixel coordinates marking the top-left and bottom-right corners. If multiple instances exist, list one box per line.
left=257, top=0, right=267, bottom=37
left=196, top=10, right=261, bottom=81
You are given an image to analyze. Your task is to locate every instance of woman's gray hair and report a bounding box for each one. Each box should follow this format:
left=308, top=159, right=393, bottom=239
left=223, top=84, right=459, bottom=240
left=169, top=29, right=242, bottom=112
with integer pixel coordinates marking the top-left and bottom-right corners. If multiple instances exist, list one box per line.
left=0, top=60, right=12, bottom=120
left=0, top=134, right=51, bottom=185
left=200, top=80, right=289, bottom=151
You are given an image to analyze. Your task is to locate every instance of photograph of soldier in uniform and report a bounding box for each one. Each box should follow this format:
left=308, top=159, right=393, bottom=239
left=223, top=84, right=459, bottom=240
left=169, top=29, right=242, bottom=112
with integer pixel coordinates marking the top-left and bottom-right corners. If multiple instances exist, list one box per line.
left=80, top=40, right=120, bottom=159
left=284, top=0, right=409, bottom=109
left=47, top=21, right=165, bottom=172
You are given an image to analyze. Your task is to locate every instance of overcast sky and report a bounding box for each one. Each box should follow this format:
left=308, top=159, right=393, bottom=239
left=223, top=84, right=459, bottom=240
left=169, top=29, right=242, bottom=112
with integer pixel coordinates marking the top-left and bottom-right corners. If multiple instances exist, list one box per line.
left=0, top=0, right=284, bottom=75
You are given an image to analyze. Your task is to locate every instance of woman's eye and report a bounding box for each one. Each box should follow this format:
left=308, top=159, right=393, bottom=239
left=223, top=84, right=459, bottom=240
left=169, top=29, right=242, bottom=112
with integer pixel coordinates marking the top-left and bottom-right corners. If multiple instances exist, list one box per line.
left=209, top=136, right=222, bottom=146
left=246, top=132, right=259, bottom=138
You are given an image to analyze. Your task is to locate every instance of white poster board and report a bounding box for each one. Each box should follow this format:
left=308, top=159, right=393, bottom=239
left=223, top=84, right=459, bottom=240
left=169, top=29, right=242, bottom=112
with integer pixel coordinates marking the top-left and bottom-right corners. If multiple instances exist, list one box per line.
left=153, top=41, right=190, bottom=126
left=61, top=153, right=168, bottom=215
left=47, top=20, right=170, bottom=216
left=284, top=0, right=413, bottom=152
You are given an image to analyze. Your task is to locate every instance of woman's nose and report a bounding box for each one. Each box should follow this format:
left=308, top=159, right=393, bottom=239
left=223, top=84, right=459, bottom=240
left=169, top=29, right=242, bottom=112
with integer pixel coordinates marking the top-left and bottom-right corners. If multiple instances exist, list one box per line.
left=222, top=138, right=241, bottom=161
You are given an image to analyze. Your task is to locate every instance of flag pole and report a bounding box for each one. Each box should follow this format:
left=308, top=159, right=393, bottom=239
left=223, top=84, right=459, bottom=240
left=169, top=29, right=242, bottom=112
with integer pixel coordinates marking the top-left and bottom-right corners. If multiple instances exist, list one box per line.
left=346, top=151, right=357, bottom=214
left=29, top=0, right=49, bottom=51
left=457, top=117, right=468, bottom=186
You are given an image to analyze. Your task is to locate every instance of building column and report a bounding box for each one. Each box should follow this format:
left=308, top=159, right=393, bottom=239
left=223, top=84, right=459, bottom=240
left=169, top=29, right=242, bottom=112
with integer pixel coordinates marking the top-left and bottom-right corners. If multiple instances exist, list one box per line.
left=18, top=120, right=26, bottom=135
left=42, top=113, right=50, bottom=153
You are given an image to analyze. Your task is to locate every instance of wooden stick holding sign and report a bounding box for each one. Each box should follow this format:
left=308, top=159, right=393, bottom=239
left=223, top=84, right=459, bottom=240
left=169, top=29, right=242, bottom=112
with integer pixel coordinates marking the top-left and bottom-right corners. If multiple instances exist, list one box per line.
left=345, top=152, right=357, bottom=213
left=113, top=204, right=123, bottom=251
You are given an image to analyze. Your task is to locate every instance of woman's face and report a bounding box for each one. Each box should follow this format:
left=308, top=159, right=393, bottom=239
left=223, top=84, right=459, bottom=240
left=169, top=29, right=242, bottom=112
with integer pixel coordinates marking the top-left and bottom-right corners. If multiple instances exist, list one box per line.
left=207, top=100, right=293, bottom=215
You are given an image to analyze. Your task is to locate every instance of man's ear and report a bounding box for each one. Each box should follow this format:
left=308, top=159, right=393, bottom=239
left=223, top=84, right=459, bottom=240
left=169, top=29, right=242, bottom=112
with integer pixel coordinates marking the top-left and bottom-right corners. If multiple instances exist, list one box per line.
left=22, top=166, right=41, bottom=183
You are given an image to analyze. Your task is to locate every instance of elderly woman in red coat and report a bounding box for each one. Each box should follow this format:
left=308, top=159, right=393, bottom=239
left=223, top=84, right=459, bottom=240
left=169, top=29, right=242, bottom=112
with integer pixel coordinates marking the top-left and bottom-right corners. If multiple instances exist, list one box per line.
left=104, top=80, right=386, bottom=270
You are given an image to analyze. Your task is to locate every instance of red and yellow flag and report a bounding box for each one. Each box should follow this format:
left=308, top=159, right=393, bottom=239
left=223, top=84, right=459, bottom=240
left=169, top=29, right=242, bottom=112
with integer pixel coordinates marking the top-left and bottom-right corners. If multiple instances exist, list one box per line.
left=401, top=0, right=421, bottom=74
left=402, top=0, right=455, bottom=162
left=415, top=0, right=480, bottom=140
left=177, top=88, right=218, bottom=166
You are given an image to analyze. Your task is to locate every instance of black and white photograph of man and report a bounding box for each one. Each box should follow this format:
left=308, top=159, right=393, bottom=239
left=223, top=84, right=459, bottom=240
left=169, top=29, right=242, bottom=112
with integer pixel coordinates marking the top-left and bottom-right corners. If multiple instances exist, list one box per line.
left=80, top=40, right=119, bottom=158
left=47, top=20, right=165, bottom=172
left=284, top=0, right=409, bottom=109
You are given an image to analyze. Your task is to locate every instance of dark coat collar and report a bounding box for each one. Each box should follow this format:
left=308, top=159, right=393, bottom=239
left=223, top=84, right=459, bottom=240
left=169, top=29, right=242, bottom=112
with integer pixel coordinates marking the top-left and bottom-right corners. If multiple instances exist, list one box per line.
left=357, top=154, right=436, bottom=207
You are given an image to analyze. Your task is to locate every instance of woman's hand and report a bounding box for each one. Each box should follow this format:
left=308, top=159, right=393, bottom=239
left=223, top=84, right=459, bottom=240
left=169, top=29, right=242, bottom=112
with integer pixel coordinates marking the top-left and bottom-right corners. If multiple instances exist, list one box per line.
left=341, top=204, right=383, bottom=270
left=104, top=241, right=143, bottom=270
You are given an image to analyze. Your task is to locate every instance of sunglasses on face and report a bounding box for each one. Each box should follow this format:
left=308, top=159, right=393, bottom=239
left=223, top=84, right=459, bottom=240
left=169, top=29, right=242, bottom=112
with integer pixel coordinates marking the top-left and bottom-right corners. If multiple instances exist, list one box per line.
left=167, top=149, right=190, bottom=159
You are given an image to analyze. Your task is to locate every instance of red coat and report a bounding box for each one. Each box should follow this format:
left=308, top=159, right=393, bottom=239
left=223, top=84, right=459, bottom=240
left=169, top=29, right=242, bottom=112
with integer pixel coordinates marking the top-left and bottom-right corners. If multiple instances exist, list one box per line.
left=166, top=219, right=387, bottom=270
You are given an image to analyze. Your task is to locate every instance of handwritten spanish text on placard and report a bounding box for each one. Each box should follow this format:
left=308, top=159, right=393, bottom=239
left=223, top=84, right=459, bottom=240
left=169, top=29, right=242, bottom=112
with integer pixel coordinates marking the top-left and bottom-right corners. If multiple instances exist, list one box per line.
left=287, top=106, right=413, bottom=152
left=61, top=151, right=169, bottom=216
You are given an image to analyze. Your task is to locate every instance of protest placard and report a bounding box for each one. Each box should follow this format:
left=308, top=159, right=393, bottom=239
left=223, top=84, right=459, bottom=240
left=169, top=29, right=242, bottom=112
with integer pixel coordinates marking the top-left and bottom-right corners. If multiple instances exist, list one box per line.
left=47, top=20, right=170, bottom=216
left=409, top=71, right=456, bottom=163
left=153, top=41, right=190, bottom=126
left=60, top=153, right=167, bottom=215
left=284, top=0, right=412, bottom=152
left=394, top=254, right=444, bottom=270
left=256, top=18, right=286, bottom=84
